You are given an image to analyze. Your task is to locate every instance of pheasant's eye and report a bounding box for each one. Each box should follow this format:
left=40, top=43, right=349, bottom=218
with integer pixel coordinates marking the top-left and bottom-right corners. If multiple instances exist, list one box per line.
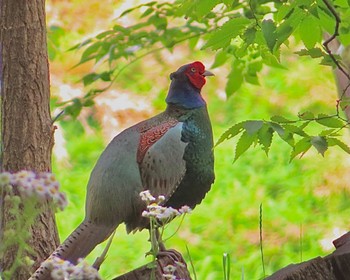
left=191, top=67, right=196, bottom=73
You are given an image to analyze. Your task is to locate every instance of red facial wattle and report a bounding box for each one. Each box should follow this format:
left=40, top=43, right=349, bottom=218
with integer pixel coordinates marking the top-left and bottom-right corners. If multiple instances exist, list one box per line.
left=185, top=61, right=208, bottom=90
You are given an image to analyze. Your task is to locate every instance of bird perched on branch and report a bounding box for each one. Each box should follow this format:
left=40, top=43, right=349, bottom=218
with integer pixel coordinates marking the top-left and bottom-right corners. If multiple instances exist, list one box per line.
left=31, top=61, right=215, bottom=279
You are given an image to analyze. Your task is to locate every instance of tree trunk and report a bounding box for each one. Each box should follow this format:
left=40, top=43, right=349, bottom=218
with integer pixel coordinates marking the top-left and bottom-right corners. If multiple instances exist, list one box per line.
left=266, top=231, right=350, bottom=280
left=0, top=0, right=59, bottom=279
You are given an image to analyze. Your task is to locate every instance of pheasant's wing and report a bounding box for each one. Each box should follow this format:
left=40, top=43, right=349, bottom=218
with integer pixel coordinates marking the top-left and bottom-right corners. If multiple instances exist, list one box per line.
left=138, top=121, right=188, bottom=201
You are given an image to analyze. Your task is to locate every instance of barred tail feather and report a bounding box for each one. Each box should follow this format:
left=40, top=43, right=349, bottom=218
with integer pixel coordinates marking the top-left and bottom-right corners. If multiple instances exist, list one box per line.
left=30, top=220, right=114, bottom=280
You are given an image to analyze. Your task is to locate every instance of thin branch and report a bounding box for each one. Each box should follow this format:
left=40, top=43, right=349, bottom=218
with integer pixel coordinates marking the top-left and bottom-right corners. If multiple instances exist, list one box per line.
left=322, top=0, right=350, bottom=101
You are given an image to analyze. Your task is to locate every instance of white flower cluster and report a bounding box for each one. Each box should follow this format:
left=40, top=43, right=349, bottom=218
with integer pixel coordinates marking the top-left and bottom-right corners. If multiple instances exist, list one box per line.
left=43, top=256, right=101, bottom=280
left=0, top=171, right=67, bottom=210
left=139, top=190, right=192, bottom=220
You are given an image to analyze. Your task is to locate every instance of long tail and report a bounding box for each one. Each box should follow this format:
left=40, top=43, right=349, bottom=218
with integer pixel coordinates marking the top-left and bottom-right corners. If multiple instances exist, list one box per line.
left=30, top=220, right=114, bottom=280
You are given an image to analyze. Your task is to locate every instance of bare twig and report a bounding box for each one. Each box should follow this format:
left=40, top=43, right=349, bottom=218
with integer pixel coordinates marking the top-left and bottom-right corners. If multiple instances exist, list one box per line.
left=92, top=230, right=116, bottom=270
left=321, top=0, right=350, bottom=102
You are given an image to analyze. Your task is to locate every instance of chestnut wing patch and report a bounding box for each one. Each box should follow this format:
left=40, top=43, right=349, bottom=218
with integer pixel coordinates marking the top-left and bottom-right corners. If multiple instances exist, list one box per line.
left=137, top=119, right=178, bottom=164
left=138, top=122, right=187, bottom=201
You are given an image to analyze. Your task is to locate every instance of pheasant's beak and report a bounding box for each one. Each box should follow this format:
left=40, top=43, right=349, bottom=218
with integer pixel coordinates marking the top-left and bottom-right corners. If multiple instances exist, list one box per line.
left=202, top=70, right=215, bottom=77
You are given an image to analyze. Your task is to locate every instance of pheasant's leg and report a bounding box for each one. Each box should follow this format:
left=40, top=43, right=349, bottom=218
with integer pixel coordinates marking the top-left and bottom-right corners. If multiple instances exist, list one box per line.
left=155, top=228, right=182, bottom=262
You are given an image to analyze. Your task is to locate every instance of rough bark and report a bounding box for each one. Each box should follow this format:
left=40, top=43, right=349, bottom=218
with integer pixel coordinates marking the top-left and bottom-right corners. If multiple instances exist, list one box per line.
left=266, top=231, right=350, bottom=280
left=323, top=34, right=350, bottom=121
left=0, top=0, right=59, bottom=279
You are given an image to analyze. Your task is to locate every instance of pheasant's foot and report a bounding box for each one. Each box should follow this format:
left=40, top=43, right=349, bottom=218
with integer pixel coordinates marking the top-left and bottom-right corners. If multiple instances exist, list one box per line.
left=157, top=248, right=183, bottom=263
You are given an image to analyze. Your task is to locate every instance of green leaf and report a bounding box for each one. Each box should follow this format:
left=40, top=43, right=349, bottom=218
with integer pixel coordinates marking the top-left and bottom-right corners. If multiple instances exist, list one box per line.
left=234, top=130, right=256, bottom=162
left=299, top=121, right=310, bottom=130
left=100, top=71, right=111, bottom=82
left=274, top=23, right=294, bottom=51
left=149, top=14, right=167, bottom=30
left=283, top=124, right=308, bottom=136
left=295, top=48, right=325, bottom=58
left=299, top=16, right=321, bottom=49
left=215, top=122, right=244, bottom=147
left=298, top=111, right=314, bottom=120
left=193, top=0, right=220, bottom=18
left=258, top=123, right=274, bottom=155
left=262, top=19, right=277, bottom=52
left=327, top=137, right=350, bottom=154
left=141, top=7, right=154, bottom=18
left=211, top=50, right=231, bottom=69
left=269, top=122, right=284, bottom=136
left=80, top=42, right=101, bottom=63
left=244, top=120, right=263, bottom=135
left=316, top=114, right=344, bottom=128
left=244, top=72, right=260, bottom=85
left=83, top=98, right=95, bottom=107
left=64, top=98, right=83, bottom=119
left=290, top=137, right=312, bottom=161
left=319, top=129, right=336, bottom=136
left=242, top=27, right=256, bottom=47
left=311, top=136, right=328, bottom=156
left=225, top=61, right=244, bottom=96
left=83, top=73, right=100, bottom=86
left=188, top=36, right=200, bottom=50
left=318, top=5, right=336, bottom=34
left=261, top=51, right=286, bottom=69
left=119, top=2, right=157, bottom=18
left=276, top=4, right=295, bottom=21
left=203, top=17, right=251, bottom=50
left=96, top=30, right=115, bottom=39
left=270, top=115, right=294, bottom=123
left=270, top=122, right=294, bottom=146
left=281, top=131, right=295, bottom=146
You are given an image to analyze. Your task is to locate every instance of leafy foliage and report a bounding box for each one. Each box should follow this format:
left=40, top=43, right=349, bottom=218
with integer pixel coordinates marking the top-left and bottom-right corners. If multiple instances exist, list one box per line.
left=217, top=113, right=350, bottom=162
left=59, top=0, right=350, bottom=160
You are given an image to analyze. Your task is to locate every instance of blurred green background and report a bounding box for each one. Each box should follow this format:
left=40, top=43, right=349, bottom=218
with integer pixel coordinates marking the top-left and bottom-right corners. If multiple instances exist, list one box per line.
left=47, top=1, right=350, bottom=279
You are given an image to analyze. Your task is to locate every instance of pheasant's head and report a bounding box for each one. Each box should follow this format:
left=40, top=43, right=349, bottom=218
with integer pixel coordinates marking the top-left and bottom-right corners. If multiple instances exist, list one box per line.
left=166, top=61, right=214, bottom=109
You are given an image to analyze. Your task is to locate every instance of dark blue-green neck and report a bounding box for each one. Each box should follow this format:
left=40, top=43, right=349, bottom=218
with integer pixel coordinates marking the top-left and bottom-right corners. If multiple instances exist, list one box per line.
left=165, top=78, right=206, bottom=109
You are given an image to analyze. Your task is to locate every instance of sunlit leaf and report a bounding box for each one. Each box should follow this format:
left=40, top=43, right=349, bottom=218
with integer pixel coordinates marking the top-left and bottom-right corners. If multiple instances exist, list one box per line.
left=215, top=122, right=244, bottom=147
left=80, top=42, right=101, bottom=63
left=83, top=73, right=100, bottom=86
left=295, top=47, right=326, bottom=58
left=245, top=72, right=260, bottom=85
left=298, top=111, right=314, bottom=120
left=234, top=130, right=256, bottom=162
left=327, top=137, right=350, bottom=154
left=299, top=16, right=321, bottom=49
left=261, top=51, right=286, bottom=68
left=290, top=137, right=312, bottom=161
left=316, top=114, right=344, bottom=128
left=283, top=124, right=308, bottom=136
left=319, top=129, right=336, bottom=136
left=225, top=61, right=244, bottom=96
left=203, top=17, right=251, bottom=50
left=276, top=4, right=295, bottom=21
left=270, top=115, right=294, bottom=123
left=211, top=50, right=231, bottom=69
